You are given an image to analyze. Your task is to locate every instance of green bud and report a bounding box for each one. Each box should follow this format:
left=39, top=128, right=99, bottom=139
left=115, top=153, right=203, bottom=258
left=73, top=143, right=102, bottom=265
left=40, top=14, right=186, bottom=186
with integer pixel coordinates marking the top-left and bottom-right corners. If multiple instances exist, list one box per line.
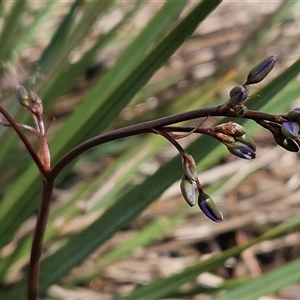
left=229, top=85, right=248, bottom=105
left=16, top=86, right=29, bottom=107
left=281, top=122, right=299, bottom=139
left=181, top=153, right=198, bottom=182
left=245, top=55, right=276, bottom=85
left=231, top=122, right=246, bottom=136
left=29, top=91, right=43, bottom=115
left=180, top=176, right=197, bottom=207
left=198, top=191, right=223, bottom=223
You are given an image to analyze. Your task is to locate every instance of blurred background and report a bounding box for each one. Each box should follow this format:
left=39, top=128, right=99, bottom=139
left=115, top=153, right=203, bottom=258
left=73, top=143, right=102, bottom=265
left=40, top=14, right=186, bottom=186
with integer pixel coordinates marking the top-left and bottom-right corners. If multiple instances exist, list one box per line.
left=1, top=1, right=300, bottom=299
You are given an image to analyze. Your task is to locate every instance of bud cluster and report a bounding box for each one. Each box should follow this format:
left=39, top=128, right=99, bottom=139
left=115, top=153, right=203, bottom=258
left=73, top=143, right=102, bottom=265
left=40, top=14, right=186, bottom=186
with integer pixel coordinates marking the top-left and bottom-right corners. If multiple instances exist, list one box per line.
left=215, top=122, right=256, bottom=160
left=180, top=153, right=223, bottom=222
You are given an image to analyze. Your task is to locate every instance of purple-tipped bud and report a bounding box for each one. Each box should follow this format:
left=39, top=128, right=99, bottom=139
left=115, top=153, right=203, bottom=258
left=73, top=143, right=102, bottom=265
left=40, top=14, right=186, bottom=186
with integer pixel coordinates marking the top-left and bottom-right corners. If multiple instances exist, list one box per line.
left=226, top=142, right=256, bottom=159
left=287, top=108, right=300, bottom=123
left=281, top=122, right=299, bottom=139
left=234, top=133, right=256, bottom=151
left=16, top=86, right=29, bottom=107
left=245, top=55, right=276, bottom=85
left=180, top=176, right=197, bottom=207
left=273, top=133, right=299, bottom=152
left=229, top=85, right=248, bottom=105
left=235, top=104, right=247, bottom=117
left=198, top=191, right=223, bottom=223
left=181, top=153, right=198, bottom=182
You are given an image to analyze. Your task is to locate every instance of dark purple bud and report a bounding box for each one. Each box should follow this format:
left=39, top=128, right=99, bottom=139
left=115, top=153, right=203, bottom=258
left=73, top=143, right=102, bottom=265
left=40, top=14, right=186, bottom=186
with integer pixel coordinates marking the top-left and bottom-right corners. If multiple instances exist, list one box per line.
left=226, top=142, right=256, bottom=159
left=181, top=153, right=198, bottom=182
left=229, top=85, right=248, bottom=105
left=273, top=133, right=299, bottom=152
left=245, top=55, right=276, bottom=85
left=180, top=176, right=197, bottom=207
left=16, top=86, right=29, bottom=107
left=281, top=122, right=299, bottom=139
left=234, top=133, right=256, bottom=151
left=287, top=108, right=300, bottom=123
left=198, top=191, right=223, bottom=223
left=235, top=104, right=247, bottom=117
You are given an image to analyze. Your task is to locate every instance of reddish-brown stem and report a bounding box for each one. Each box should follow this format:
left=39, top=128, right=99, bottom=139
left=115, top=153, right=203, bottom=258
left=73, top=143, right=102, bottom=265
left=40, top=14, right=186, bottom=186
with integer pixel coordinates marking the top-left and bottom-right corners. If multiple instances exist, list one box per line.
left=152, top=128, right=186, bottom=154
left=49, top=106, right=285, bottom=180
left=0, top=106, right=47, bottom=178
left=28, top=179, right=54, bottom=300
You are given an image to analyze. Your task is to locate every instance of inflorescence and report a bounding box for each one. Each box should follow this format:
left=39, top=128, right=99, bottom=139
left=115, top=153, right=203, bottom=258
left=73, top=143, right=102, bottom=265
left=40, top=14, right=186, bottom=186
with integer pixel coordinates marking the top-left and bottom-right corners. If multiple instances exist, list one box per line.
left=1, top=55, right=300, bottom=223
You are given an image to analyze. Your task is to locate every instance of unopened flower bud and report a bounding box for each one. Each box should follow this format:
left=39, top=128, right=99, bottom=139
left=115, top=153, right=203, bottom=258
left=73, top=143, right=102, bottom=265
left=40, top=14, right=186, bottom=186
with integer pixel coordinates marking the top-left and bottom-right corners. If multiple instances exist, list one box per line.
left=235, top=105, right=247, bottom=117
left=198, top=191, right=223, bottom=223
left=229, top=122, right=246, bottom=136
left=287, top=108, right=300, bottom=123
left=234, top=133, right=256, bottom=151
left=273, top=133, right=299, bottom=152
left=245, top=55, right=276, bottom=85
left=180, top=176, right=197, bottom=207
left=229, top=85, right=248, bottom=105
left=281, top=122, right=299, bottom=139
left=226, top=141, right=256, bottom=159
left=182, top=153, right=198, bottom=182
left=16, top=86, right=29, bottom=107
left=29, top=91, right=43, bottom=115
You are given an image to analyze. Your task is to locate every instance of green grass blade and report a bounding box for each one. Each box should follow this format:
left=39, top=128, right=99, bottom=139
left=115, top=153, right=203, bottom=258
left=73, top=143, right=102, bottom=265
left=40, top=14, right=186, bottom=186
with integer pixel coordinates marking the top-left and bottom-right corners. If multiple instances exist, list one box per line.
left=48, top=0, right=190, bottom=162
left=0, top=1, right=27, bottom=62
left=115, top=214, right=300, bottom=300
left=33, top=0, right=82, bottom=78
left=39, top=1, right=145, bottom=105
left=215, top=257, right=300, bottom=300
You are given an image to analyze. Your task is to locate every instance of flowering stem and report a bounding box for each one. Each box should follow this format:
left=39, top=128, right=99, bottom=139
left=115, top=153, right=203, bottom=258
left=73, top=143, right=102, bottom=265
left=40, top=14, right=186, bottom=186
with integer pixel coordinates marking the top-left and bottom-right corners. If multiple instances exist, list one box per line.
left=49, top=106, right=286, bottom=180
left=0, top=106, right=47, bottom=178
left=28, top=179, right=54, bottom=300
left=27, top=101, right=288, bottom=299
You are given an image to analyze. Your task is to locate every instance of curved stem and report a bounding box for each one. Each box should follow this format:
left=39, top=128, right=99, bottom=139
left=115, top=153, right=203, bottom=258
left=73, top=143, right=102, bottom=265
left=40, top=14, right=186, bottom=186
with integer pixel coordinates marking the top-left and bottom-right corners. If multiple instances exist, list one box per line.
left=49, top=106, right=284, bottom=180
left=28, top=179, right=54, bottom=300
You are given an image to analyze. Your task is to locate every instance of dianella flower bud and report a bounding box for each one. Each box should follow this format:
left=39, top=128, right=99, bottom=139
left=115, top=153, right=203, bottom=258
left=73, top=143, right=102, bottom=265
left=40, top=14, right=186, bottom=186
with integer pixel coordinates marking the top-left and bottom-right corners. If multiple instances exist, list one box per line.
left=16, top=86, right=30, bottom=107
left=245, top=55, right=276, bottom=85
left=180, top=176, right=197, bottom=207
left=182, top=153, right=198, bottom=182
left=29, top=91, right=43, bottom=115
left=234, top=133, right=256, bottom=151
left=229, top=85, right=248, bottom=105
left=273, top=133, right=299, bottom=152
left=281, top=122, right=299, bottom=140
left=226, top=141, right=256, bottom=159
left=287, top=108, right=300, bottom=123
left=228, top=122, right=246, bottom=136
left=198, top=191, right=223, bottom=223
